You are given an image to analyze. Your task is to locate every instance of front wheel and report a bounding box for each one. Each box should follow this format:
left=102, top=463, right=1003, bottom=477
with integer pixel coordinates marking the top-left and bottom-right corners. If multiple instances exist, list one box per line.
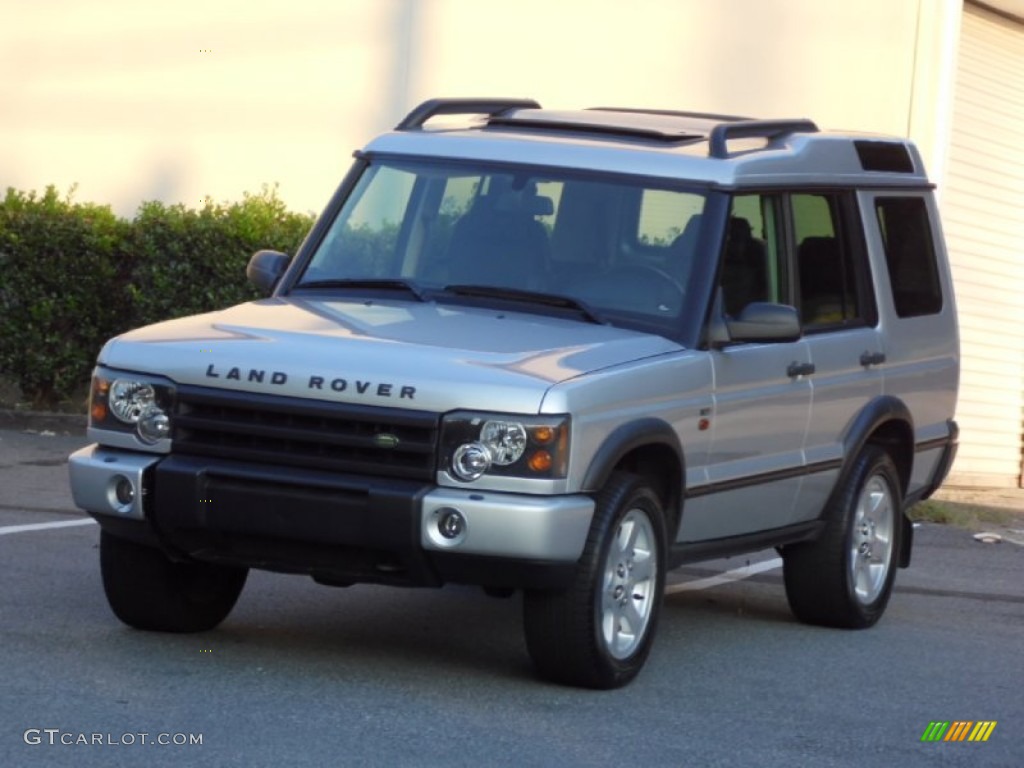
left=523, top=473, right=666, bottom=689
left=783, top=446, right=902, bottom=628
left=100, top=531, right=248, bottom=633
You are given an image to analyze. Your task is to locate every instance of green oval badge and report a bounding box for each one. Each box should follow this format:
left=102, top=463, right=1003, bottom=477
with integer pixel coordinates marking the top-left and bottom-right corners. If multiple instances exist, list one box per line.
left=373, top=433, right=400, bottom=450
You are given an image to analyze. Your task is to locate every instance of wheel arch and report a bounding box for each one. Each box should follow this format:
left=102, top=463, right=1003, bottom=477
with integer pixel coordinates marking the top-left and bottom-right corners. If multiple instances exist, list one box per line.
left=838, top=396, right=915, bottom=568
left=841, top=396, right=914, bottom=497
left=581, top=419, right=685, bottom=540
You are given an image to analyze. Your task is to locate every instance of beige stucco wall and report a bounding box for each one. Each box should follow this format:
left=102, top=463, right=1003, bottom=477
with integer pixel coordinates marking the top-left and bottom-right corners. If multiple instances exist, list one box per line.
left=417, top=1, right=919, bottom=128
left=1, top=0, right=959, bottom=217
left=0, top=0, right=405, bottom=216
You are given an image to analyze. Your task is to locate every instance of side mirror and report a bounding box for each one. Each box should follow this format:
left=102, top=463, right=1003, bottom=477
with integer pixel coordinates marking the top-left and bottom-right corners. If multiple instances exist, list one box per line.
left=726, top=302, right=802, bottom=343
left=246, top=249, right=291, bottom=295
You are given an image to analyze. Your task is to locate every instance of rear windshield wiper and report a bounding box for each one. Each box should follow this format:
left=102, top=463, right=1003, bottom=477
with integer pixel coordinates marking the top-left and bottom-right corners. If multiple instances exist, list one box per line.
left=293, top=278, right=428, bottom=302
left=444, top=284, right=609, bottom=325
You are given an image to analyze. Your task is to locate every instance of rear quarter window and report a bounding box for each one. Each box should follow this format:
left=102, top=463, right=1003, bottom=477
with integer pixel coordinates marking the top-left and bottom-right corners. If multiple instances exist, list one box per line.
left=874, top=196, right=943, bottom=317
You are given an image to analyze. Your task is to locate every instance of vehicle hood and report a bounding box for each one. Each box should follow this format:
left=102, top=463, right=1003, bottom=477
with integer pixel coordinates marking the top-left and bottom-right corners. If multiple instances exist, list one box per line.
left=99, top=297, right=683, bottom=413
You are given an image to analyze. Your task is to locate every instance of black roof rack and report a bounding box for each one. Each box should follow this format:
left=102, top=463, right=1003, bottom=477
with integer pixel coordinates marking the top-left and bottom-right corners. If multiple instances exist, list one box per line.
left=396, top=98, right=541, bottom=131
left=708, top=119, right=819, bottom=158
left=395, top=99, right=820, bottom=157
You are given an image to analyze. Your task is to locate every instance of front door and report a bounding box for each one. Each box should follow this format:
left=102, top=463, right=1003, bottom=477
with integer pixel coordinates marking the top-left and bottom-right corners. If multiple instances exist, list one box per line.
left=679, top=195, right=813, bottom=542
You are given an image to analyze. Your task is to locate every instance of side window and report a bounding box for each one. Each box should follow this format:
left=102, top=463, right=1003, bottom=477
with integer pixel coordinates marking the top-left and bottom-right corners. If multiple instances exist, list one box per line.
left=792, top=193, right=864, bottom=329
left=874, top=196, right=943, bottom=317
left=721, top=194, right=784, bottom=317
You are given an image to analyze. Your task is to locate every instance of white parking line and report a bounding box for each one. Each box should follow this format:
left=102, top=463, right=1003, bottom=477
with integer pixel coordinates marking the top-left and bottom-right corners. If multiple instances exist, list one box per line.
left=0, top=519, right=96, bottom=536
left=666, top=557, right=783, bottom=593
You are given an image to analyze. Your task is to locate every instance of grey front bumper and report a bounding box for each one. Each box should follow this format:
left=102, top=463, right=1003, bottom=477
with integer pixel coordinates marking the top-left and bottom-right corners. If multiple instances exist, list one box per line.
left=420, top=488, right=593, bottom=561
left=68, top=445, right=595, bottom=564
left=68, top=444, right=160, bottom=520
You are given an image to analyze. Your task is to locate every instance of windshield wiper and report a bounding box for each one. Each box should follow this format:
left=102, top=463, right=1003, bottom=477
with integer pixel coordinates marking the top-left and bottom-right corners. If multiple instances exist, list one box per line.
left=444, top=284, right=609, bottom=325
left=293, top=278, right=428, bottom=302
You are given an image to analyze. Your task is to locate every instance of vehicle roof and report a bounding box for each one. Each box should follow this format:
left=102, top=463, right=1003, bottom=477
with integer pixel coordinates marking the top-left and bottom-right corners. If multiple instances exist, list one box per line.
left=363, top=101, right=930, bottom=189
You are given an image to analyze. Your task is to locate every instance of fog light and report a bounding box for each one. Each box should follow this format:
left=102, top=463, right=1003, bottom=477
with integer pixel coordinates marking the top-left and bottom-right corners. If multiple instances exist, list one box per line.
left=113, top=475, right=135, bottom=506
left=452, top=442, right=492, bottom=481
left=437, top=507, right=466, bottom=540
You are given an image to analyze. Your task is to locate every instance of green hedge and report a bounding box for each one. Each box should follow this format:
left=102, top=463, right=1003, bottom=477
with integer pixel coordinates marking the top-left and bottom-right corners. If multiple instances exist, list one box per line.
left=0, top=185, right=314, bottom=408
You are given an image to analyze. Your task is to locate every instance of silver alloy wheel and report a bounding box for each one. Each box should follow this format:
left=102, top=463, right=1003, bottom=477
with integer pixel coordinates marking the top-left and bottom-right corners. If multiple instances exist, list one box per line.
left=848, top=473, right=895, bottom=605
left=600, top=508, right=658, bottom=660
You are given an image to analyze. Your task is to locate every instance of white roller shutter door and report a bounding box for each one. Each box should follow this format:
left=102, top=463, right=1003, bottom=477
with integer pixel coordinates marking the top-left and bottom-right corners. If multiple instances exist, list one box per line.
left=942, top=3, right=1024, bottom=487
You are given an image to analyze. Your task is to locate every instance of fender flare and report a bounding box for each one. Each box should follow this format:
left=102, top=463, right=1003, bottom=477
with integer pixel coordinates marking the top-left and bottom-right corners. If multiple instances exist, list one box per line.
left=581, top=418, right=684, bottom=490
left=839, top=395, right=914, bottom=495
left=581, top=418, right=686, bottom=537
left=834, top=395, right=915, bottom=567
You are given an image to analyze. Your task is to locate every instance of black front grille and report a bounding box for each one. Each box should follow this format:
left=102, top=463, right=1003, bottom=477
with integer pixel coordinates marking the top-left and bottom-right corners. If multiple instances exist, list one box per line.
left=172, top=385, right=440, bottom=480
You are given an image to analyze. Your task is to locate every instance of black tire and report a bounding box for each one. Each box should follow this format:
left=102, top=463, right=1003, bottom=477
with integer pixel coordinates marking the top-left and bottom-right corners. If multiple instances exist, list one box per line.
left=100, top=531, right=248, bottom=633
left=783, top=445, right=903, bottom=628
left=523, top=473, right=666, bottom=689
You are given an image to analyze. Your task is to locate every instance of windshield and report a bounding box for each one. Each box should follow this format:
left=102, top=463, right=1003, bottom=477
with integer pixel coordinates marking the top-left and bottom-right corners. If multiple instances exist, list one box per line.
left=295, top=158, right=709, bottom=333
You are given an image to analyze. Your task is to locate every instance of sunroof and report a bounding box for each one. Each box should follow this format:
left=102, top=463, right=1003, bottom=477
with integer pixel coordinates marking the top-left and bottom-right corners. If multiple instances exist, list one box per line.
left=487, top=110, right=705, bottom=143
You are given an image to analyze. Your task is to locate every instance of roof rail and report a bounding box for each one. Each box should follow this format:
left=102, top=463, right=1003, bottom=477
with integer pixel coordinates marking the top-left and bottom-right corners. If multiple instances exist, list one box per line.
left=708, top=119, right=819, bottom=158
left=396, top=98, right=541, bottom=131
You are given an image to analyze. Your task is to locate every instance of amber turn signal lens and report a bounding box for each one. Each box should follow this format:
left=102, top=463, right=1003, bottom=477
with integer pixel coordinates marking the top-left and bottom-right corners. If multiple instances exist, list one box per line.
left=527, top=450, right=552, bottom=473
left=91, top=403, right=107, bottom=423
left=532, top=426, right=555, bottom=445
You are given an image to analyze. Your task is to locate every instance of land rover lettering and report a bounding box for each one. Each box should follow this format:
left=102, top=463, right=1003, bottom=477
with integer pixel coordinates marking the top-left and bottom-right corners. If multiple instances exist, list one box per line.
left=203, top=367, right=415, bottom=399
left=204, top=364, right=287, bottom=385
left=307, top=376, right=414, bottom=399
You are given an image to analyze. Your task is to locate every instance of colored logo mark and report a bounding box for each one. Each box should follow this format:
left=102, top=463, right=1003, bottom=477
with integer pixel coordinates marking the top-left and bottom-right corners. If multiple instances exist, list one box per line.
left=920, top=721, right=997, bottom=742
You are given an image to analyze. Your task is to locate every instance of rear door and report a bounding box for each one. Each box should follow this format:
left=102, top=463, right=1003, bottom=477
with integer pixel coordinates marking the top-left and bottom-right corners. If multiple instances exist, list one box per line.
left=790, top=191, right=884, bottom=522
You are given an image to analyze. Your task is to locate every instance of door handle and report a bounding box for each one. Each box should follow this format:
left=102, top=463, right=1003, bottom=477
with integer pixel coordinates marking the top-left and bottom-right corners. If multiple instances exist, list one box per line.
left=787, top=361, right=815, bottom=378
left=859, top=351, right=886, bottom=367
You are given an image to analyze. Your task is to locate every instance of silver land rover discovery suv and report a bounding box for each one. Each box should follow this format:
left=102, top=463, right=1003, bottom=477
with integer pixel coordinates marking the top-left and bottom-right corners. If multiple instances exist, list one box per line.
left=69, top=98, right=959, bottom=688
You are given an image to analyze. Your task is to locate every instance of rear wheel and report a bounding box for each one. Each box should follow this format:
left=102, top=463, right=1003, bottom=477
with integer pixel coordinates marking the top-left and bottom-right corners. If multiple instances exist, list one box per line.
left=783, top=446, right=902, bottom=628
left=100, top=531, right=248, bottom=633
left=523, top=473, right=666, bottom=689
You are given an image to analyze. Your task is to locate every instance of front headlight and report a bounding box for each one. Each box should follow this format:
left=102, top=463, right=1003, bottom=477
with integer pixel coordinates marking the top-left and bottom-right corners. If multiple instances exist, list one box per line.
left=440, top=412, right=569, bottom=483
left=108, top=380, right=156, bottom=423
left=89, top=368, right=175, bottom=446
